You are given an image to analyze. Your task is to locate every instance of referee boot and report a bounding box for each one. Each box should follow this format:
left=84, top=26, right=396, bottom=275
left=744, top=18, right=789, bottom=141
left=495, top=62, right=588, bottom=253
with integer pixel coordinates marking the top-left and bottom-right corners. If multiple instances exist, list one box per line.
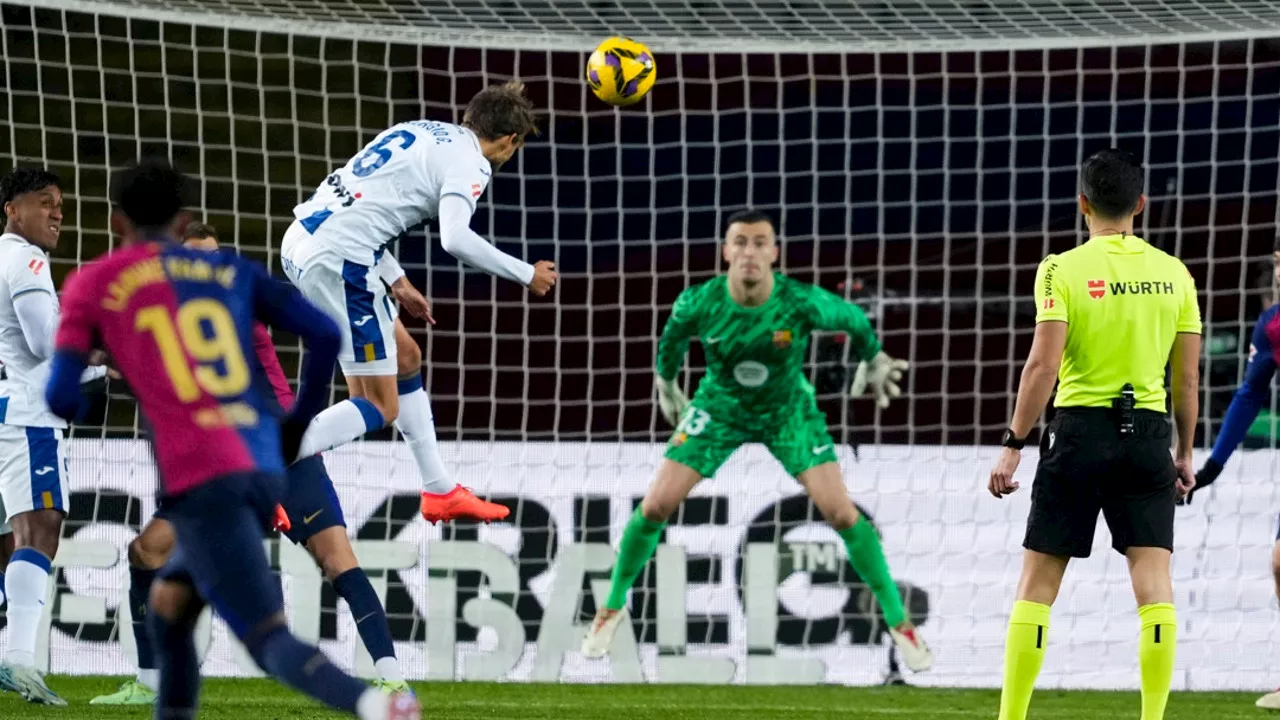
left=420, top=485, right=510, bottom=524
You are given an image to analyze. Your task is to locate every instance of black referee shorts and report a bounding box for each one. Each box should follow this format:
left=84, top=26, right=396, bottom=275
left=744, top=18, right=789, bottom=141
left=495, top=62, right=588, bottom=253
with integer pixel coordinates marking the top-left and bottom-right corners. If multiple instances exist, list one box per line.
left=1023, top=407, right=1177, bottom=558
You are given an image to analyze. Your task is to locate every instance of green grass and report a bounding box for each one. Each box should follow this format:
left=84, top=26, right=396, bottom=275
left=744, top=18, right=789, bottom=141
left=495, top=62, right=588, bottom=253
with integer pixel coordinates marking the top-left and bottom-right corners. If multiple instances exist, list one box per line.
left=0, top=677, right=1268, bottom=719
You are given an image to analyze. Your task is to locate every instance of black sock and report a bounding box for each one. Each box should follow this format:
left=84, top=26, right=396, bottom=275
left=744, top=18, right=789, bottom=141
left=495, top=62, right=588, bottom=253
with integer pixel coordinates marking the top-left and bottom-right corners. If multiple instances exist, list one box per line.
left=147, top=608, right=200, bottom=719
left=129, top=567, right=158, bottom=673
left=332, top=568, right=396, bottom=665
left=249, top=625, right=366, bottom=713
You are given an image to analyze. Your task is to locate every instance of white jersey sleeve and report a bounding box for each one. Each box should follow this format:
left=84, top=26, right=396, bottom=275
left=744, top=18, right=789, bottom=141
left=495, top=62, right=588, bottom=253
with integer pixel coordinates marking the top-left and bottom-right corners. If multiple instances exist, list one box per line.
left=437, top=150, right=492, bottom=214
left=0, top=233, right=65, bottom=428
left=288, top=121, right=493, bottom=267
left=3, top=239, right=55, bottom=302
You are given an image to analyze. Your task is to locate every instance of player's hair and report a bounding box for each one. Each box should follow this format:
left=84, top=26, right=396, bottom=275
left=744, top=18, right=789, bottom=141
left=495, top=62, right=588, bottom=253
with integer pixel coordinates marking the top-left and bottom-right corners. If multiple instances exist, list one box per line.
left=0, top=167, right=61, bottom=208
left=1079, top=148, right=1144, bottom=219
left=183, top=222, right=218, bottom=241
left=463, top=81, right=540, bottom=141
left=724, top=208, right=776, bottom=232
left=111, top=158, right=191, bottom=232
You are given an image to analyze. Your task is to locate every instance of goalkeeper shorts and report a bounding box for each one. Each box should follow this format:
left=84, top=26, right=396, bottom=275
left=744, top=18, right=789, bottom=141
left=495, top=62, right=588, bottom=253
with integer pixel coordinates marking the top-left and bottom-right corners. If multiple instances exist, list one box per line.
left=1023, top=407, right=1176, bottom=558
left=663, top=400, right=839, bottom=478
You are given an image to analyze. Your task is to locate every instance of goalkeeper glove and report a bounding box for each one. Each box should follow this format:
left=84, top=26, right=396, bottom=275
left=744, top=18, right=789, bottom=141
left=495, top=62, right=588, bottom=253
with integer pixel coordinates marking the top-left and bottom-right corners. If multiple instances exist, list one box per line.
left=850, top=351, right=910, bottom=409
left=1178, top=457, right=1222, bottom=506
left=655, top=375, right=690, bottom=427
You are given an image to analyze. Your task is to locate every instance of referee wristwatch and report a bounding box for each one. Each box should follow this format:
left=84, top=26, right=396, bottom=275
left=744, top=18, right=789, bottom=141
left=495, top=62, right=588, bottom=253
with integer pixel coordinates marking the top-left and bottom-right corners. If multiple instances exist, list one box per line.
left=1001, top=429, right=1026, bottom=450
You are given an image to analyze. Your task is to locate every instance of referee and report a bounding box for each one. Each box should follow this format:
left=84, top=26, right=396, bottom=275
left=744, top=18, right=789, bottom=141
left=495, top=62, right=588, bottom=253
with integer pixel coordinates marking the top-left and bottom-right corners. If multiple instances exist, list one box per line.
left=988, top=149, right=1201, bottom=720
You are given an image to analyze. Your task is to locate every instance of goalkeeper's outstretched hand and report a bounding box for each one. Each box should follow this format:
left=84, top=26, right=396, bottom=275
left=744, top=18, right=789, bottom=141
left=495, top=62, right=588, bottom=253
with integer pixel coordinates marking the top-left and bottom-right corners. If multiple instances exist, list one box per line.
left=1178, top=457, right=1221, bottom=505
left=655, top=375, right=689, bottom=427
left=850, top=351, right=909, bottom=409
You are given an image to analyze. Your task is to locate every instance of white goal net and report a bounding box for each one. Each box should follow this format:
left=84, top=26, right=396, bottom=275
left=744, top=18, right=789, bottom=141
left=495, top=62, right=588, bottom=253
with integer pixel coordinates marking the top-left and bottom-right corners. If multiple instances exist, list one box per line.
left=1, top=0, right=1280, bottom=691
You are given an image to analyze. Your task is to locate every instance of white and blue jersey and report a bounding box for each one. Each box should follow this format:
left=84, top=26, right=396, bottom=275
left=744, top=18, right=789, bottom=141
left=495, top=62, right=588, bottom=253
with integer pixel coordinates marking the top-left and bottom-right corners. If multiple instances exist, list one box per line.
left=280, top=121, right=496, bottom=376
left=0, top=233, right=70, bottom=519
left=288, top=121, right=492, bottom=268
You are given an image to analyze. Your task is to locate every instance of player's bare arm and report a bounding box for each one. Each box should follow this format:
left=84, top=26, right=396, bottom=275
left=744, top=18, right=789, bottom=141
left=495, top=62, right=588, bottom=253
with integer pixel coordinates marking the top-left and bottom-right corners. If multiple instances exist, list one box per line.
left=1169, top=331, right=1200, bottom=498
left=989, top=320, right=1065, bottom=498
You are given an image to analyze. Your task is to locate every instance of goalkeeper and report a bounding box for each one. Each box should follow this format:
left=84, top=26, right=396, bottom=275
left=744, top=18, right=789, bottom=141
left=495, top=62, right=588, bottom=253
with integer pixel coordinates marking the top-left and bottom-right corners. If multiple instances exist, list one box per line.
left=580, top=209, right=933, bottom=672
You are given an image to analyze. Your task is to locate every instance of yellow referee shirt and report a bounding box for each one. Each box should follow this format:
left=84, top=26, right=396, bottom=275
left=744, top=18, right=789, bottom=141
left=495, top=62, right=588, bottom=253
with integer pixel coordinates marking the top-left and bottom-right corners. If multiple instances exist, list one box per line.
left=1034, top=233, right=1201, bottom=412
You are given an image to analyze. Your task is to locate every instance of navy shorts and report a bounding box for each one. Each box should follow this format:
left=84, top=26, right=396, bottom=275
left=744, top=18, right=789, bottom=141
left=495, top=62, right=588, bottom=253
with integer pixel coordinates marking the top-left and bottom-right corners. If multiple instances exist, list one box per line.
left=279, top=455, right=346, bottom=545
left=156, top=471, right=286, bottom=638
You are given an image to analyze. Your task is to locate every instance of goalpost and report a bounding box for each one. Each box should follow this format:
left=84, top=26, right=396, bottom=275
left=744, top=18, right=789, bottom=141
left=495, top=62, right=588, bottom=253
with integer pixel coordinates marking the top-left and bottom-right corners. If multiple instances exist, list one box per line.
left=1, top=0, right=1279, bottom=691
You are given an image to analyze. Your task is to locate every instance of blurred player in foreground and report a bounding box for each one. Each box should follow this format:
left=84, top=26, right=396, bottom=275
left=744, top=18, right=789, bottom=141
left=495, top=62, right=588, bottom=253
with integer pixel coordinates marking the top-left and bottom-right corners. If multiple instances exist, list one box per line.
left=45, top=160, right=418, bottom=719
left=987, top=149, right=1200, bottom=720
left=581, top=209, right=932, bottom=671
left=280, top=81, right=557, bottom=524
left=90, top=222, right=410, bottom=706
left=0, top=167, right=107, bottom=705
left=1181, top=236, right=1280, bottom=710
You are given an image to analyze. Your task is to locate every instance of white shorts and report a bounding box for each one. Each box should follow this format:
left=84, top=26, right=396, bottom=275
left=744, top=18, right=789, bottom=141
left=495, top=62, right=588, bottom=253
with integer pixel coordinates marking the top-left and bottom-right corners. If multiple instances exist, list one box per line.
left=0, top=424, right=69, bottom=521
left=280, top=222, right=399, bottom=377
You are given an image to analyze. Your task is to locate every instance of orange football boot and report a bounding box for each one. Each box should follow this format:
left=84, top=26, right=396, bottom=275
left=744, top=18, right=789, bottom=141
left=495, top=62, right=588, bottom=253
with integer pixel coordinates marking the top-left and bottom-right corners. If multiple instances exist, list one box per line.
left=272, top=504, right=292, bottom=533
left=420, top=486, right=509, bottom=524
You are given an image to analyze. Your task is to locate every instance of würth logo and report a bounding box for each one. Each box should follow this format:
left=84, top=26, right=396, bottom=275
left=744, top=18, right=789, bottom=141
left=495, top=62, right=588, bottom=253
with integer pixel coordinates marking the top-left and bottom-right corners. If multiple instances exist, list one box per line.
left=28, top=258, right=44, bottom=275
left=471, top=183, right=482, bottom=198
left=1088, top=279, right=1106, bottom=299
left=1042, top=298, right=1055, bottom=310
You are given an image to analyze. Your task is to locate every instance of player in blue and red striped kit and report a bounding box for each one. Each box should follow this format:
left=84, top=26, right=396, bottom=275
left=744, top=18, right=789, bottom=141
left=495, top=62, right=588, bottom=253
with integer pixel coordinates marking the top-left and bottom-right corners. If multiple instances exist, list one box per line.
left=90, top=222, right=409, bottom=706
left=44, top=160, right=418, bottom=720
left=1181, top=238, right=1280, bottom=710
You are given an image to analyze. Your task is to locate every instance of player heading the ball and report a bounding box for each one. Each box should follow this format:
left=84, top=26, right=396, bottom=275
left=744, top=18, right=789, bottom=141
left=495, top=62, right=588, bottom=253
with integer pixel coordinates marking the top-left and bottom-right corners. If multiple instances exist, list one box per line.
left=280, top=81, right=556, bottom=524
left=580, top=209, right=932, bottom=673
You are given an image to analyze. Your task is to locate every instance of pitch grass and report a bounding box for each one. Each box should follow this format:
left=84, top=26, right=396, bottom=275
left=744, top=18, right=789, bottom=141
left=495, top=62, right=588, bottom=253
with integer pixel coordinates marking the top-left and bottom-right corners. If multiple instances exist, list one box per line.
left=0, top=677, right=1267, bottom=719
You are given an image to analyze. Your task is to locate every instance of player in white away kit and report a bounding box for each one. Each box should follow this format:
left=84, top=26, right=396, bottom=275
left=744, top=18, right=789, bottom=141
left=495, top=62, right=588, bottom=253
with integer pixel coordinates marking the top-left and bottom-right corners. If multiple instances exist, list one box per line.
left=0, top=168, right=105, bottom=705
left=281, top=82, right=557, bottom=523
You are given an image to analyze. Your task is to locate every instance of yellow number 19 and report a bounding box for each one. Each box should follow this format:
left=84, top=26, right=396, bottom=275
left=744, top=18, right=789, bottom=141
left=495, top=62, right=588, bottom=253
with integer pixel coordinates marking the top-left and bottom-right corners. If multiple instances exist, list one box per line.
left=135, top=299, right=250, bottom=403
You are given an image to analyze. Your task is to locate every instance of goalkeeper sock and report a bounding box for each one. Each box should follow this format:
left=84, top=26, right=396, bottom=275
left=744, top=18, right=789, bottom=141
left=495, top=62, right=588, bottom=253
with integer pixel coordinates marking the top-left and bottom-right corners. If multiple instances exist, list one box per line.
left=837, top=516, right=907, bottom=628
left=392, top=375, right=453, bottom=495
left=998, top=600, right=1051, bottom=720
left=297, top=398, right=385, bottom=459
left=1138, top=603, right=1177, bottom=720
left=604, top=507, right=666, bottom=611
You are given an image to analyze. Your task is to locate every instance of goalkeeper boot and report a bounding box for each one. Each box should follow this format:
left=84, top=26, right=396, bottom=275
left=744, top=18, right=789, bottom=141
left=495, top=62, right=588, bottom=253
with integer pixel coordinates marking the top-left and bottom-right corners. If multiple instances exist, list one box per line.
left=1257, top=688, right=1280, bottom=709
left=90, top=679, right=157, bottom=705
left=581, top=608, right=625, bottom=658
left=0, top=664, right=68, bottom=706
left=888, top=624, right=934, bottom=673
left=420, top=486, right=510, bottom=524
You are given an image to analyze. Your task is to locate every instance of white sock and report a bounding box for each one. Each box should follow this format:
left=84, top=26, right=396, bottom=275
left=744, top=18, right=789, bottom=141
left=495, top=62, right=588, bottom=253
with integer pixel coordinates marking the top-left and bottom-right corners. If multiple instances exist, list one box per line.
left=6, top=550, right=51, bottom=668
left=394, top=385, right=454, bottom=495
left=297, top=398, right=385, bottom=459
left=137, top=668, right=159, bottom=691
left=356, top=687, right=389, bottom=720
left=374, top=656, right=404, bottom=683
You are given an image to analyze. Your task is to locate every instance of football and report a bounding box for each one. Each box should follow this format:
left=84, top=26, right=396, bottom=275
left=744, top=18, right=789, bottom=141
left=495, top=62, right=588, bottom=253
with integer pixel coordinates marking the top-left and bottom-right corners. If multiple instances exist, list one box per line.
left=585, top=36, right=656, bottom=106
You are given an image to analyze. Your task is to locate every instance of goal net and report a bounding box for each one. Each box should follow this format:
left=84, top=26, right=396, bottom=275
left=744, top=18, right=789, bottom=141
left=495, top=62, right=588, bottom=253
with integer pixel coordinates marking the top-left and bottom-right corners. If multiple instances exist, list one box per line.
left=2, top=0, right=1279, bottom=691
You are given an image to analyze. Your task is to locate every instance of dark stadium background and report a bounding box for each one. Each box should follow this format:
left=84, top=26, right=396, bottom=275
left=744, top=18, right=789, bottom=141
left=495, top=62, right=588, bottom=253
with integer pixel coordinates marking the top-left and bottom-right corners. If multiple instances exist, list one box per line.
left=1, top=5, right=1277, bottom=449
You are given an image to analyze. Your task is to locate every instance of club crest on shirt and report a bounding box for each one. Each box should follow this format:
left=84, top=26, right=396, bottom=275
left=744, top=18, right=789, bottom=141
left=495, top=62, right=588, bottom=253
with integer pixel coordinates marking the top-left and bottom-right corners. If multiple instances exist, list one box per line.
left=772, top=329, right=793, bottom=348
left=1087, top=279, right=1106, bottom=299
